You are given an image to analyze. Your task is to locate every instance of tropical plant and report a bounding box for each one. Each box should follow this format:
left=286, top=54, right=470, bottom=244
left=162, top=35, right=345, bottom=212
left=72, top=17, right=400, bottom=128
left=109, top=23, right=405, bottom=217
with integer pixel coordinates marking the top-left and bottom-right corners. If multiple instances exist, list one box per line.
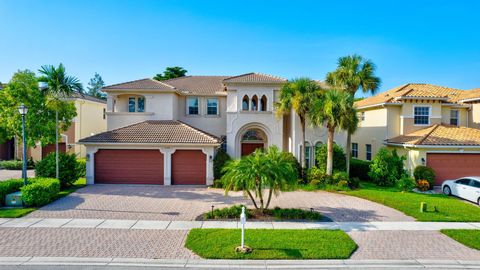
left=315, top=143, right=346, bottom=173
left=213, top=148, right=231, bottom=180
left=35, top=152, right=81, bottom=188
left=275, top=78, right=322, bottom=171
left=38, top=63, right=83, bottom=179
left=326, top=54, right=381, bottom=176
left=310, top=89, right=354, bottom=175
left=153, top=66, right=187, bottom=81
left=86, top=73, right=106, bottom=99
left=413, top=165, right=436, bottom=189
left=368, top=147, right=407, bottom=186
left=221, top=146, right=298, bottom=211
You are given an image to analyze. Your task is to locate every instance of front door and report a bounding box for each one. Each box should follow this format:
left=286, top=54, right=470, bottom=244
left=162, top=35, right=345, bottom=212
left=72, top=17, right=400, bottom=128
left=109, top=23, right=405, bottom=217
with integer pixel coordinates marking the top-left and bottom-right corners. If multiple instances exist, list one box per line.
left=241, top=143, right=264, bottom=156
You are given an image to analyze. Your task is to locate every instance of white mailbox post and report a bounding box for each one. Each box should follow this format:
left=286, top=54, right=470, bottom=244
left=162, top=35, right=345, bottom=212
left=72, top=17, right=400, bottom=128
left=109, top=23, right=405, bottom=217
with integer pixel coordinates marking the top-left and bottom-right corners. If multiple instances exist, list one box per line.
left=240, top=206, right=246, bottom=249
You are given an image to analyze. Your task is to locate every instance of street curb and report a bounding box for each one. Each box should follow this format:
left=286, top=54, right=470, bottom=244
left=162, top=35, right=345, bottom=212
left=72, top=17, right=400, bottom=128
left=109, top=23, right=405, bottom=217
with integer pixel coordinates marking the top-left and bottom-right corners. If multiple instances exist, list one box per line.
left=2, top=257, right=480, bottom=268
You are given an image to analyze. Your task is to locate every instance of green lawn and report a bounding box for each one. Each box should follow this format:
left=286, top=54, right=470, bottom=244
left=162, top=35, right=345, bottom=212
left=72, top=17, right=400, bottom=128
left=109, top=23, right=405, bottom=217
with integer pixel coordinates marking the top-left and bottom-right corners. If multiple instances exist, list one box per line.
left=185, top=229, right=357, bottom=259
left=0, top=177, right=86, bottom=218
left=441, top=229, right=480, bottom=250
left=344, top=182, right=480, bottom=222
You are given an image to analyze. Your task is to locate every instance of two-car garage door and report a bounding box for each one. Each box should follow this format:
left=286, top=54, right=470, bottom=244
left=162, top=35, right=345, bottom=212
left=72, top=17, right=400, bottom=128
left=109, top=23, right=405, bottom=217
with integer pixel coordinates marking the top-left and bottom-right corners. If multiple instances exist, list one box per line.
left=94, top=149, right=206, bottom=185
left=427, top=153, right=480, bottom=186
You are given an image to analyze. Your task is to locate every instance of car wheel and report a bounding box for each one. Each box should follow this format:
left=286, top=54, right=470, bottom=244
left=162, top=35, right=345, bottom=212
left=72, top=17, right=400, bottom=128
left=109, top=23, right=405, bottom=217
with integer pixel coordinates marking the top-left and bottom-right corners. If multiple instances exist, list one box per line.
left=478, top=198, right=480, bottom=206
left=443, top=186, right=451, bottom=196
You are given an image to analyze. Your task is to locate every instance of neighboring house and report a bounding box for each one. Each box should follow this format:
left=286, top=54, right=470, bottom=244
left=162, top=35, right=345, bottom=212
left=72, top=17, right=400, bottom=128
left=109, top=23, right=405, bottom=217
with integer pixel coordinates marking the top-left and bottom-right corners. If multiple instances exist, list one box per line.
left=79, top=73, right=346, bottom=185
left=29, top=92, right=107, bottom=161
left=353, top=83, right=480, bottom=185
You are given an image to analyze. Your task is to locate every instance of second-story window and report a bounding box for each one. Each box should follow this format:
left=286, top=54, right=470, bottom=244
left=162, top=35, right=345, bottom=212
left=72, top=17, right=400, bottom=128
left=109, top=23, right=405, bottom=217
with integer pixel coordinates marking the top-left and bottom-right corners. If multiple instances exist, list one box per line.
left=414, top=106, right=430, bottom=125
left=187, top=97, right=199, bottom=115
left=128, top=96, right=146, bottom=112
left=352, top=143, right=358, bottom=158
left=242, top=95, right=249, bottom=111
left=450, top=110, right=459, bottom=126
left=206, top=98, right=219, bottom=115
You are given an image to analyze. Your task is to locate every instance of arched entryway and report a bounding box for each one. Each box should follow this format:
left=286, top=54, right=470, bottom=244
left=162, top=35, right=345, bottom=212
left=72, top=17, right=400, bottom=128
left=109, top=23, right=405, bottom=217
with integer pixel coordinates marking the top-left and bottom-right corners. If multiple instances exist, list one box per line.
left=240, top=129, right=267, bottom=156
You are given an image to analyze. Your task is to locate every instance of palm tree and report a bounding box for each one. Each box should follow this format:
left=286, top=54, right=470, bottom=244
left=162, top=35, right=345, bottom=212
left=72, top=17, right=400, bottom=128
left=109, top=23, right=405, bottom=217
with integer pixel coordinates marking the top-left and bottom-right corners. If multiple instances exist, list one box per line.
left=310, top=89, right=354, bottom=175
left=326, top=54, right=381, bottom=176
left=38, top=63, right=83, bottom=179
left=275, top=78, right=322, bottom=172
left=222, top=146, right=298, bottom=211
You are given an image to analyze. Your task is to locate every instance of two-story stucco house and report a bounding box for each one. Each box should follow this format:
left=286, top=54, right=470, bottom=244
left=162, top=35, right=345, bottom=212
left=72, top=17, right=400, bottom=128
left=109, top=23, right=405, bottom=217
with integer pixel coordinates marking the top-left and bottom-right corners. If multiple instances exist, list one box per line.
left=352, top=83, right=480, bottom=185
left=79, top=73, right=345, bottom=186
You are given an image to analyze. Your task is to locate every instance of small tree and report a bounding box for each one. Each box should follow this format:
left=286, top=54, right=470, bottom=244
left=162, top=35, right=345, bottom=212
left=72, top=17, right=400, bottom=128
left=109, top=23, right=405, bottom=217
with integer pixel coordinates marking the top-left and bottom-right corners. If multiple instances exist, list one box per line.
left=222, top=146, right=298, bottom=211
left=154, top=66, right=187, bottom=81
left=315, top=144, right=346, bottom=173
left=87, top=73, right=106, bottom=99
left=368, top=147, right=406, bottom=186
left=213, top=148, right=231, bottom=180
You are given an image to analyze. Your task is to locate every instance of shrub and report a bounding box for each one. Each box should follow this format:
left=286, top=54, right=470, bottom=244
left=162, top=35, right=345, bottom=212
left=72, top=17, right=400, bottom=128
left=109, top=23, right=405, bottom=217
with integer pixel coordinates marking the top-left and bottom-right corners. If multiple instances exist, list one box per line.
left=348, top=177, right=360, bottom=189
left=0, top=179, right=24, bottom=206
left=282, top=152, right=303, bottom=181
left=350, top=159, right=371, bottom=181
left=212, top=179, right=224, bottom=188
left=413, top=165, right=435, bottom=189
left=306, top=166, right=329, bottom=185
left=0, top=160, right=23, bottom=170
left=204, top=205, right=322, bottom=221
left=315, top=144, right=346, bottom=173
left=368, top=148, right=407, bottom=187
left=213, top=149, right=231, bottom=180
left=337, top=180, right=349, bottom=189
left=332, top=171, right=349, bottom=185
left=204, top=205, right=250, bottom=220
left=35, top=152, right=80, bottom=188
left=397, top=176, right=416, bottom=191
left=76, top=158, right=86, bottom=178
left=269, top=207, right=322, bottom=220
left=21, top=178, right=60, bottom=207
left=416, top=179, right=430, bottom=191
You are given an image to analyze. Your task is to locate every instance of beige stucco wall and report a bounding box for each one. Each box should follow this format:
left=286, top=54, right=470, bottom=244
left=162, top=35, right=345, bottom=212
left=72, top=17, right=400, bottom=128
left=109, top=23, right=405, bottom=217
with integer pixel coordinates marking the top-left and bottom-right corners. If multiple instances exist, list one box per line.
left=178, top=95, right=227, bottom=138
left=351, top=107, right=388, bottom=160
left=73, top=99, right=107, bottom=157
left=441, top=106, right=468, bottom=127
left=469, top=102, right=480, bottom=128
left=400, top=101, right=442, bottom=134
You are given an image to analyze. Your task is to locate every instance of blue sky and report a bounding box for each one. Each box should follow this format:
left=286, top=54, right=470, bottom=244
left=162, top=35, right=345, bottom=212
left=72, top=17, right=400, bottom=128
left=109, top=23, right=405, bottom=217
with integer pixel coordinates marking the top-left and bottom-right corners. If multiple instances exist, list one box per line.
left=1, top=0, right=479, bottom=97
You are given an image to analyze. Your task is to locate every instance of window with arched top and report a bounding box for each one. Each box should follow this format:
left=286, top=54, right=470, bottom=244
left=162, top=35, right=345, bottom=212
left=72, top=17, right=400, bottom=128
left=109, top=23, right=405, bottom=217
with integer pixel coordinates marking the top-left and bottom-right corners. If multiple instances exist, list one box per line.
left=242, top=95, right=249, bottom=111
left=260, top=95, right=267, bottom=111
left=251, top=95, right=258, bottom=111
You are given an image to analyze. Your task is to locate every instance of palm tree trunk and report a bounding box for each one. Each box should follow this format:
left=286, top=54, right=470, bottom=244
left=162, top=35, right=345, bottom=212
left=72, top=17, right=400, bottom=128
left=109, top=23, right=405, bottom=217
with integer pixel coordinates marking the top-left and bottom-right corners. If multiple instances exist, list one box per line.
left=346, top=132, right=351, bottom=177
left=326, top=126, right=335, bottom=176
left=300, top=115, right=306, bottom=174
left=55, top=110, right=59, bottom=179
left=265, top=188, right=274, bottom=210
left=258, top=185, right=264, bottom=210
left=246, top=190, right=259, bottom=209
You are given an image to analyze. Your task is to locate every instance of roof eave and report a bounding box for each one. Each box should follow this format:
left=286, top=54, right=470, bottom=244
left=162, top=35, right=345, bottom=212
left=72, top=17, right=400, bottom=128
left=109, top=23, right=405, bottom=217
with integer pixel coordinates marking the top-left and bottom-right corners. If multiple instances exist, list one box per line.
left=77, top=142, right=221, bottom=146
left=355, top=102, right=402, bottom=110
left=384, top=142, right=480, bottom=149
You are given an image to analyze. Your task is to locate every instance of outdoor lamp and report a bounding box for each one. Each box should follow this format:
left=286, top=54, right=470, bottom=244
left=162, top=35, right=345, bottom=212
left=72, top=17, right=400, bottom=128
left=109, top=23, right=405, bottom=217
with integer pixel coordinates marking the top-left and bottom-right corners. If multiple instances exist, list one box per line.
left=18, top=103, right=28, bottom=185
left=18, top=104, right=28, bottom=115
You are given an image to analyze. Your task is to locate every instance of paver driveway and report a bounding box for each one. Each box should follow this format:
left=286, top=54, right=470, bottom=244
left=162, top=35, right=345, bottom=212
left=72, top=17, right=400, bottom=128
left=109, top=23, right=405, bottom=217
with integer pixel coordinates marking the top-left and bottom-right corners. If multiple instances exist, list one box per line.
left=28, top=184, right=413, bottom=222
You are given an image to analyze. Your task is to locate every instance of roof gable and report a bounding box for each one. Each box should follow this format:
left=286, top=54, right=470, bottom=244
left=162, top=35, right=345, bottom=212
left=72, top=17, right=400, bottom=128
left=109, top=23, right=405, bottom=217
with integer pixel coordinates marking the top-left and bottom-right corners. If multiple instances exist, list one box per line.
left=223, top=73, right=286, bottom=84
left=103, top=78, right=175, bottom=91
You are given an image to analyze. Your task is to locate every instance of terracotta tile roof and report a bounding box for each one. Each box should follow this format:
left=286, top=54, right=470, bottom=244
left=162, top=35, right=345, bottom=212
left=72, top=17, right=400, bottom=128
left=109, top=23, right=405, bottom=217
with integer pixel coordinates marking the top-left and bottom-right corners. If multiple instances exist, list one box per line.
left=69, top=91, right=106, bottom=104
left=78, top=120, right=221, bottom=144
left=223, top=73, right=287, bottom=84
left=386, top=124, right=480, bottom=146
left=163, top=76, right=230, bottom=95
left=103, top=78, right=176, bottom=90
left=458, top=88, right=480, bottom=101
left=355, top=83, right=464, bottom=108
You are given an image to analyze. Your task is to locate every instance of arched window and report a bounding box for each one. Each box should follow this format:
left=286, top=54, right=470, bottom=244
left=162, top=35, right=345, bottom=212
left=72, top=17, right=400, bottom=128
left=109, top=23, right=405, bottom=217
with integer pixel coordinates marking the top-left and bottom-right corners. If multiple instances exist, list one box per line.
left=251, top=95, right=258, bottom=111
left=260, top=95, right=267, bottom=111
left=242, top=95, right=249, bottom=111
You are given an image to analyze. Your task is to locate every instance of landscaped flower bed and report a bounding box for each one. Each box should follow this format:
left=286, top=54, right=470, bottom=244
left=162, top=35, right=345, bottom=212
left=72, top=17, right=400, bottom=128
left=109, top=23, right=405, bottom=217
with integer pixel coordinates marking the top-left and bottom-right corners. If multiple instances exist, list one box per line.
left=201, top=205, right=323, bottom=221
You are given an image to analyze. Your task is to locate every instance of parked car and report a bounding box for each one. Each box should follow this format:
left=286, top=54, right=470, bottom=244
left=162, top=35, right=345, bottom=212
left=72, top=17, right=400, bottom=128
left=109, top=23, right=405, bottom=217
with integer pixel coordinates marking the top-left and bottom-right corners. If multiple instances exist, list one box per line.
left=442, top=177, right=480, bottom=205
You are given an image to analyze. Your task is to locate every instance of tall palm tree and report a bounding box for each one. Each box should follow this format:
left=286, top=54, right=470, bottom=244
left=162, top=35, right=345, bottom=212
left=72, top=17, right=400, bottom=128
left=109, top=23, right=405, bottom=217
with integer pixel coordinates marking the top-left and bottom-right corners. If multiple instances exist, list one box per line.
left=326, top=55, right=381, bottom=176
left=310, top=89, right=354, bottom=175
left=275, top=78, right=322, bottom=172
left=38, top=63, right=83, bottom=179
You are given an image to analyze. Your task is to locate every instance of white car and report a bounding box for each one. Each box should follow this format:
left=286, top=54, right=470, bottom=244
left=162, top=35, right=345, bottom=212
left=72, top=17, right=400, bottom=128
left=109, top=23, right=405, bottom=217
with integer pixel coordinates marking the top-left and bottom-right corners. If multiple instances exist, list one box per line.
left=442, top=177, right=480, bottom=205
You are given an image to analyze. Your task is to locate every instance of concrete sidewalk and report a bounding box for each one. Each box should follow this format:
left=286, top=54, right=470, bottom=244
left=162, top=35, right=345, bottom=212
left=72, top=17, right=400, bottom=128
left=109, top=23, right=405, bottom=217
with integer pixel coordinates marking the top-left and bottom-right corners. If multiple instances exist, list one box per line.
left=0, top=217, right=479, bottom=231
left=1, top=256, right=480, bottom=269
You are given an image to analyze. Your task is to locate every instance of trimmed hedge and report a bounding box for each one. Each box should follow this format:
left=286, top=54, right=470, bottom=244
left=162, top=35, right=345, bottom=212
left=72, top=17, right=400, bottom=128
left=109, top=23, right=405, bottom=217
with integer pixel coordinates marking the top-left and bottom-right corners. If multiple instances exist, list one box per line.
left=0, top=179, right=24, bottom=206
left=350, top=159, right=371, bottom=181
left=35, top=152, right=79, bottom=188
left=213, top=149, right=231, bottom=180
left=76, top=158, right=86, bottom=178
left=0, top=159, right=35, bottom=170
left=21, top=178, right=60, bottom=207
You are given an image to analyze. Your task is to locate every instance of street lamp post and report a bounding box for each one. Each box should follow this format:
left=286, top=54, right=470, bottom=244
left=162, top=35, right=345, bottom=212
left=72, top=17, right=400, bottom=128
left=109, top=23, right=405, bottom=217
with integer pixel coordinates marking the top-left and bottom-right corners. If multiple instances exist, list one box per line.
left=18, top=104, right=28, bottom=186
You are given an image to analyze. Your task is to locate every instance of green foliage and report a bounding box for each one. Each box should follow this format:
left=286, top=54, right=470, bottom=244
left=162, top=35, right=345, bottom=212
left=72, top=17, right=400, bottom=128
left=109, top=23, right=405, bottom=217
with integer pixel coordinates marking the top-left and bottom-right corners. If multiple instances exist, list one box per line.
left=396, top=176, right=416, bottom=191
left=204, top=205, right=322, bottom=221
left=413, top=165, right=436, bottom=189
left=204, top=205, right=251, bottom=220
left=349, top=177, right=360, bottom=189
left=153, top=66, right=187, bottom=81
left=222, top=146, right=298, bottom=210
left=0, top=159, right=35, bottom=170
left=350, top=159, right=371, bottom=181
left=0, top=70, right=77, bottom=147
left=213, top=149, right=231, bottom=180
left=315, top=144, right=346, bottom=173
left=35, top=152, right=80, bottom=188
left=76, top=158, right=86, bottom=178
left=368, top=148, right=407, bottom=186
left=269, top=207, right=322, bottom=220
left=212, top=179, right=224, bottom=188
left=21, top=178, right=60, bottom=207
left=185, top=229, right=357, bottom=259
left=306, top=166, right=329, bottom=185
left=442, top=230, right=480, bottom=250
left=0, top=179, right=24, bottom=206
left=416, top=179, right=430, bottom=191
left=282, top=151, right=303, bottom=181
left=306, top=167, right=356, bottom=190
left=86, top=73, right=106, bottom=99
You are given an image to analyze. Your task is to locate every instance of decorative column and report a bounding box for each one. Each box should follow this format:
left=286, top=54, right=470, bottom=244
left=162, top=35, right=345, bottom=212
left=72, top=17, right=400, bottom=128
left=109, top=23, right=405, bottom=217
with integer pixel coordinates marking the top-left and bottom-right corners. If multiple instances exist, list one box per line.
left=160, top=147, right=175, bottom=185
left=85, top=146, right=98, bottom=185
left=202, top=147, right=215, bottom=185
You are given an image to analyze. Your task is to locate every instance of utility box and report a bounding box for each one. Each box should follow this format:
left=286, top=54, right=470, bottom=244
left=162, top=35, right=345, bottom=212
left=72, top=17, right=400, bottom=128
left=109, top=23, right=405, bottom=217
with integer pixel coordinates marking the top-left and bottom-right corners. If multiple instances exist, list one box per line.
left=5, top=191, right=23, bottom=207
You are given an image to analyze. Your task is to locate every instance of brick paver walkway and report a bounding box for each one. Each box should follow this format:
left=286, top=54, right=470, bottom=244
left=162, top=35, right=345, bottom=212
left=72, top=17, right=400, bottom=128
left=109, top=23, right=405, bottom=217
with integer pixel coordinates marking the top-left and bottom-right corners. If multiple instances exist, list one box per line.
left=349, top=230, right=480, bottom=260
left=0, top=227, right=196, bottom=259
left=28, top=185, right=413, bottom=222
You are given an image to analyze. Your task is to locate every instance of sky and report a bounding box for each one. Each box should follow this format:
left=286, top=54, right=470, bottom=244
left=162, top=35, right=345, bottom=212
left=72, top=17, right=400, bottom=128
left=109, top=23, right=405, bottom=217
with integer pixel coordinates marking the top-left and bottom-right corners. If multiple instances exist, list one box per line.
left=1, top=0, right=479, bottom=97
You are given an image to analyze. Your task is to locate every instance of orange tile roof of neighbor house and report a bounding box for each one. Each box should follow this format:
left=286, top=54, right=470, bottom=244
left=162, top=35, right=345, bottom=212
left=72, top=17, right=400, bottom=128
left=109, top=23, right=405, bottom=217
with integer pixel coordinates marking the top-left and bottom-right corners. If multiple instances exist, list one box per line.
left=386, top=124, right=480, bottom=146
left=79, top=120, right=221, bottom=145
